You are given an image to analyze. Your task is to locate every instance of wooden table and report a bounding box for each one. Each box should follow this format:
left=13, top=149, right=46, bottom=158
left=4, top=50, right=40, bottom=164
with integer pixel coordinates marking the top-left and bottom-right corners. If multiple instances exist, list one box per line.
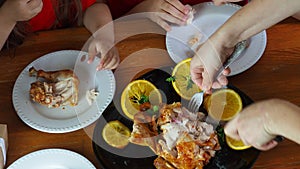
left=0, top=17, right=299, bottom=169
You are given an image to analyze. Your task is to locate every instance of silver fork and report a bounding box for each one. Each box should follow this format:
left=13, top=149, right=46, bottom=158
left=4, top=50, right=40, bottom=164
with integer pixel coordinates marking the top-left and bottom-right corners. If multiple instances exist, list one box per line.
left=188, top=40, right=248, bottom=113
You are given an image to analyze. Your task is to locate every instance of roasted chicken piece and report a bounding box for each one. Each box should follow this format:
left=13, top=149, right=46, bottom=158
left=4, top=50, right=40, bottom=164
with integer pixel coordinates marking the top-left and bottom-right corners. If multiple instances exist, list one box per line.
left=129, top=102, right=221, bottom=169
left=29, top=67, right=79, bottom=108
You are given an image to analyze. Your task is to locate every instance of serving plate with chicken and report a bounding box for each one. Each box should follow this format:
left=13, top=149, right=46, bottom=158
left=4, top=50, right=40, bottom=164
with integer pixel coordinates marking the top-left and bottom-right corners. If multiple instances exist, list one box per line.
left=13, top=50, right=115, bottom=133
left=92, top=68, right=260, bottom=169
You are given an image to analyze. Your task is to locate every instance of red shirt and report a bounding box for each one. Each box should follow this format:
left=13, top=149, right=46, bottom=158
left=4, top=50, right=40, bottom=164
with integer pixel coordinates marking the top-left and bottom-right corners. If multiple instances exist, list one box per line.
left=107, top=0, right=248, bottom=19
left=29, top=0, right=96, bottom=32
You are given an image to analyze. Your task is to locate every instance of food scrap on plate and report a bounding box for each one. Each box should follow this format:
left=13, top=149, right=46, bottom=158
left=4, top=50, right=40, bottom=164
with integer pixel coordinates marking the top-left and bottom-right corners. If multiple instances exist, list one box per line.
left=86, top=89, right=99, bottom=106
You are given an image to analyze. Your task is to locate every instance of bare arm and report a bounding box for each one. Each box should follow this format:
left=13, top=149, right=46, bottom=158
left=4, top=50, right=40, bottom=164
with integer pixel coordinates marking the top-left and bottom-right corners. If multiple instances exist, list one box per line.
left=265, top=99, right=300, bottom=144
left=83, top=2, right=119, bottom=70
left=191, top=0, right=300, bottom=92
left=0, top=11, right=16, bottom=50
left=0, top=0, right=43, bottom=50
left=83, top=2, right=114, bottom=43
left=214, top=0, right=300, bottom=48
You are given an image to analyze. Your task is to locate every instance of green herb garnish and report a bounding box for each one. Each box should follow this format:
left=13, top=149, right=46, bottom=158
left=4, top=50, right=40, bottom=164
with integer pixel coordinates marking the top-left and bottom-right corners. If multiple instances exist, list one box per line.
left=166, top=76, right=176, bottom=82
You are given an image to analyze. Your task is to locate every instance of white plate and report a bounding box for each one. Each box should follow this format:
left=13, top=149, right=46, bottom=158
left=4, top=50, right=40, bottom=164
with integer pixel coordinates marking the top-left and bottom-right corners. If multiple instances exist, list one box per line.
left=7, top=148, right=96, bottom=169
left=166, top=2, right=267, bottom=76
left=12, top=50, right=115, bottom=133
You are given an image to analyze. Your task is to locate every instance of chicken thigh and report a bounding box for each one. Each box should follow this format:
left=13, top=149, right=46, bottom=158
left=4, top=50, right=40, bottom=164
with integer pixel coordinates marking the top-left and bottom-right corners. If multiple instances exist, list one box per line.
left=29, top=67, right=79, bottom=108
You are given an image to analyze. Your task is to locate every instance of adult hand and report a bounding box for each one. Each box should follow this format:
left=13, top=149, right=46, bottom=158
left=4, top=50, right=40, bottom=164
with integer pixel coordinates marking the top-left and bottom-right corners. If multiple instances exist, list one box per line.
left=190, top=39, right=231, bottom=93
left=137, top=0, right=192, bottom=31
left=224, top=99, right=280, bottom=151
left=88, top=38, right=120, bottom=70
left=1, top=0, right=43, bottom=23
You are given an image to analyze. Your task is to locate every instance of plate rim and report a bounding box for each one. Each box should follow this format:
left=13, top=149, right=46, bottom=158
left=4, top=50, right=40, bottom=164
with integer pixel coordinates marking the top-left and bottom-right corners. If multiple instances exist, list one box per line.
left=12, top=50, right=116, bottom=133
left=7, top=148, right=96, bottom=169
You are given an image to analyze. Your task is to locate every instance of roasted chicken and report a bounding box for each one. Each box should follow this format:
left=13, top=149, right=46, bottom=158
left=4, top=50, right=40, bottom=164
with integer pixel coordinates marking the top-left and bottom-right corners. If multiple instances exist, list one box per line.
left=130, top=102, right=221, bottom=169
left=29, top=67, right=79, bottom=108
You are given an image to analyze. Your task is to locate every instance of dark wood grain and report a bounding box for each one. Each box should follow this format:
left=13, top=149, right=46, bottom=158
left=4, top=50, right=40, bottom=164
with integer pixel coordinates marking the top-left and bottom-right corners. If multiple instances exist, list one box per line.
left=0, top=17, right=299, bottom=169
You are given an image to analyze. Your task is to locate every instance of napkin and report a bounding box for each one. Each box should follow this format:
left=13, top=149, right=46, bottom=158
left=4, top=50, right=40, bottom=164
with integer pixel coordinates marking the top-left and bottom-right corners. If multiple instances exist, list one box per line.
left=0, top=124, right=7, bottom=169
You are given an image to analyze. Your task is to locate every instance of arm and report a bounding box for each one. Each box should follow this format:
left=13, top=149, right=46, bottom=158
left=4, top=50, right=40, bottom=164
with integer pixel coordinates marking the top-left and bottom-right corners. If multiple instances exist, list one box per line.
left=83, top=2, right=119, bottom=70
left=265, top=99, right=300, bottom=144
left=214, top=0, right=300, bottom=48
left=0, top=0, right=43, bottom=50
left=0, top=11, right=16, bottom=50
left=191, top=0, right=300, bottom=91
left=224, top=99, right=300, bottom=151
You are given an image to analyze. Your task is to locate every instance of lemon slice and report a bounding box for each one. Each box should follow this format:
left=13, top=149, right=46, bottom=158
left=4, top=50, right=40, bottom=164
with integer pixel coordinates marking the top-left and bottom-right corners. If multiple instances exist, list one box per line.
left=102, top=120, right=131, bottom=149
left=226, top=135, right=252, bottom=150
left=172, top=58, right=201, bottom=100
left=121, top=80, right=162, bottom=120
left=204, top=89, right=242, bottom=121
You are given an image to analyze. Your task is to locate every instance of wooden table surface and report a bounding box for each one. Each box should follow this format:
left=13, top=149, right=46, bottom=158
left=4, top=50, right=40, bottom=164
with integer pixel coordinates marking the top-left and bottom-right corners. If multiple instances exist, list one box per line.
left=0, top=17, right=299, bottom=169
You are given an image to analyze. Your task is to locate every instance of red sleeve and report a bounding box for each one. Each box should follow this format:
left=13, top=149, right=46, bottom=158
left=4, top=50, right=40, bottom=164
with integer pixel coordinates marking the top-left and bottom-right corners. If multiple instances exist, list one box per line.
left=29, top=0, right=56, bottom=32
left=107, top=0, right=144, bottom=19
left=82, top=0, right=97, bottom=11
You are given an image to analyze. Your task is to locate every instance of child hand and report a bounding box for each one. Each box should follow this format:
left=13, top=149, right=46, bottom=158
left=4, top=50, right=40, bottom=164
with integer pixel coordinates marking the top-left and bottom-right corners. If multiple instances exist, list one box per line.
left=139, top=0, right=192, bottom=31
left=87, top=39, right=120, bottom=70
left=1, top=0, right=43, bottom=23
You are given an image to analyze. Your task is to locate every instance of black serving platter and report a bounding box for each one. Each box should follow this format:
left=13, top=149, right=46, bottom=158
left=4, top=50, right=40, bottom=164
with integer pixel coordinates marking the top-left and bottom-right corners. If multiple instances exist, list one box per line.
left=92, top=68, right=260, bottom=169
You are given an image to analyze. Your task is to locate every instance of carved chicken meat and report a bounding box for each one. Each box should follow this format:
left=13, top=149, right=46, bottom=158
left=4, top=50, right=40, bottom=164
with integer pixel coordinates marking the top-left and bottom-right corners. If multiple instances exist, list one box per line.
left=29, top=67, right=79, bottom=108
left=130, top=102, right=221, bottom=169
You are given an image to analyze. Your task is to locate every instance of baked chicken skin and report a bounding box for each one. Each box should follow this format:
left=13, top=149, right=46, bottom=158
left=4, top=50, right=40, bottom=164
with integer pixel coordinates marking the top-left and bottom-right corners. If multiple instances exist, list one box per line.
left=29, top=67, right=79, bottom=108
left=129, top=102, right=221, bottom=169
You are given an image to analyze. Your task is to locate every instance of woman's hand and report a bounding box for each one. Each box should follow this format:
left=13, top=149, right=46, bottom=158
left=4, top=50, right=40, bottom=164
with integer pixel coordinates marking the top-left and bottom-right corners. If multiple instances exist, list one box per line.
left=224, top=99, right=282, bottom=151
left=87, top=38, right=120, bottom=70
left=190, top=38, right=231, bottom=93
left=1, top=0, right=43, bottom=23
left=131, top=0, right=192, bottom=31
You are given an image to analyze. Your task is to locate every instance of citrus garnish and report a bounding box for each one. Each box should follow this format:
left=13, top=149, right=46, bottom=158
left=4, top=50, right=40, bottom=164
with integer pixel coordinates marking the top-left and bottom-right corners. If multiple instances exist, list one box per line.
left=171, top=58, right=201, bottom=100
left=102, top=120, right=131, bottom=149
left=226, top=135, right=252, bottom=150
left=121, top=80, right=162, bottom=120
left=204, top=88, right=242, bottom=121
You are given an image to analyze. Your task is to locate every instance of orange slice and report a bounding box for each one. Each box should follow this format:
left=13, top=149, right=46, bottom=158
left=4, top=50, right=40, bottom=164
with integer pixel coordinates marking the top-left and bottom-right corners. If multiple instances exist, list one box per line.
left=102, top=120, right=131, bottom=149
left=204, top=89, right=242, bottom=121
left=226, top=135, right=252, bottom=150
left=171, top=58, right=201, bottom=100
left=121, top=80, right=162, bottom=120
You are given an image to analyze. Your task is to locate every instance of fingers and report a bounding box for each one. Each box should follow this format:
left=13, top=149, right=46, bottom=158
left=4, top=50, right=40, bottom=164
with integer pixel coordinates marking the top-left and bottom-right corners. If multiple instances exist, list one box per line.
left=190, top=59, right=204, bottom=88
left=165, top=0, right=188, bottom=14
left=87, top=42, right=98, bottom=64
left=253, top=140, right=278, bottom=151
left=224, top=116, right=241, bottom=140
left=161, top=0, right=188, bottom=22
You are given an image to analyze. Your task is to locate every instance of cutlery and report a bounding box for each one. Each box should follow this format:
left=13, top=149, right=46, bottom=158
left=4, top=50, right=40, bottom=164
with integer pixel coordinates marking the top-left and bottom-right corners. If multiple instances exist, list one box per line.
left=188, top=40, right=248, bottom=113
